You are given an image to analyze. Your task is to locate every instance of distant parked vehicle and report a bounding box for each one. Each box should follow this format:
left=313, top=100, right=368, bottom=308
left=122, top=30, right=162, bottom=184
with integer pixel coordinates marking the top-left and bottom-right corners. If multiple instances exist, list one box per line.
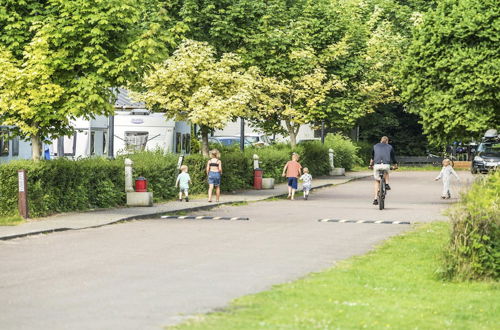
left=208, top=136, right=253, bottom=147
left=471, top=129, right=500, bottom=174
left=245, top=134, right=271, bottom=146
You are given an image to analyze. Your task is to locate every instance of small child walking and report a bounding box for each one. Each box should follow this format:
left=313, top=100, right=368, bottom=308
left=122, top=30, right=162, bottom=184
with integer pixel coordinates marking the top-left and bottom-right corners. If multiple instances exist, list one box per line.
left=300, top=167, right=312, bottom=200
left=434, top=159, right=460, bottom=199
left=176, top=165, right=191, bottom=202
left=282, top=153, right=302, bottom=200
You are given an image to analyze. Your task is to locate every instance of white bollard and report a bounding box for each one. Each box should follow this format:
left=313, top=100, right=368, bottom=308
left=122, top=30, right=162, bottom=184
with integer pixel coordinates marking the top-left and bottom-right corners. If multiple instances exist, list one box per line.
left=253, top=154, right=260, bottom=169
left=124, top=158, right=134, bottom=192
left=329, top=148, right=334, bottom=169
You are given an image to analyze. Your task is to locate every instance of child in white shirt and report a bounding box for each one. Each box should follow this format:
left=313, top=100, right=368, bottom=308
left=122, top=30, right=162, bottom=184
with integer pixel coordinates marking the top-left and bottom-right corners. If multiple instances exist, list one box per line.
left=176, top=165, right=191, bottom=202
left=300, top=167, right=312, bottom=200
left=434, top=159, right=460, bottom=199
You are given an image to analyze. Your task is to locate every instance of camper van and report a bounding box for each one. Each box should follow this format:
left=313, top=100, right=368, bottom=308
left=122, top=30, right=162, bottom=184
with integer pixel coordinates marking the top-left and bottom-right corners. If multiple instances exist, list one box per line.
left=0, top=88, right=191, bottom=163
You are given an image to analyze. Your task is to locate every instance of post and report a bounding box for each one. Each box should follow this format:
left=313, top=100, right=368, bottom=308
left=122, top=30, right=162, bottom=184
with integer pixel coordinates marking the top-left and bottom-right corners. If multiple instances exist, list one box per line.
left=124, top=158, right=134, bottom=192
left=18, top=170, right=28, bottom=219
left=329, top=148, right=334, bottom=169
left=240, top=117, right=245, bottom=151
left=57, top=136, right=64, bottom=158
left=253, top=154, right=260, bottom=169
left=108, top=115, right=114, bottom=159
left=321, top=121, right=325, bottom=144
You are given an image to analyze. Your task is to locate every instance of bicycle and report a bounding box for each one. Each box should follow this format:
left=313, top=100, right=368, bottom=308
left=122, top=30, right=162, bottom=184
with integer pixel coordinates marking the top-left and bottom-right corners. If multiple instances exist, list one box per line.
left=370, top=165, right=397, bottom=210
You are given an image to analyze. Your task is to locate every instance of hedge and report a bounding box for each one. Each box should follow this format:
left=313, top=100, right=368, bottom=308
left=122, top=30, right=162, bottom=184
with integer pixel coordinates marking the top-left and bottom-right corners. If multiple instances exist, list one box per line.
left=0, top=140, right=359, bottom=218
left=441, top=172, right=500, bottom=281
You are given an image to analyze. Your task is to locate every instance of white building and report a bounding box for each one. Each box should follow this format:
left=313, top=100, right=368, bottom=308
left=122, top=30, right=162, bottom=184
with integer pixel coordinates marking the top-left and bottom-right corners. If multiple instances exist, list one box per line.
left=0, top=88, right=191, bottom=163
left=214, top=118, right=317, bottom=143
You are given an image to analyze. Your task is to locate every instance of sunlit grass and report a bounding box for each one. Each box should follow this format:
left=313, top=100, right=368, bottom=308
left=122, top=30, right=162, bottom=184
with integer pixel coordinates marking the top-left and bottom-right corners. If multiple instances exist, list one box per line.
left=170, top=222, right=499, bottom=329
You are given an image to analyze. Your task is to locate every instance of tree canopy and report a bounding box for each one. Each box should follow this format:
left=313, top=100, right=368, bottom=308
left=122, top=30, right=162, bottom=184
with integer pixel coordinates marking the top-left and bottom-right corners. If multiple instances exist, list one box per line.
left=401, top=0, right=500, bottom=145
left=0, top=0, right=183, bottom=159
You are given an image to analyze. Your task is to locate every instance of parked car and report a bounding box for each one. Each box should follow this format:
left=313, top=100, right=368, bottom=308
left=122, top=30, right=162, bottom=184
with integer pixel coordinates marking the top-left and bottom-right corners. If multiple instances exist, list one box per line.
left=471, top=129, right=500, bottom=174
left=245, top=134, right=272, bottom=146
left=208, top=136, right=253, bottom=147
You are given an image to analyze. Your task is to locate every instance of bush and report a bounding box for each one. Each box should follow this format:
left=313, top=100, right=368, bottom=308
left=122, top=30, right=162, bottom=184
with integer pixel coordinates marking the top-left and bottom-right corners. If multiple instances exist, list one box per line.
left=324, top=133, right=362, bottom=170
left=441, top=172, right=500, bottom=281
left=0, top=158, right=124, bottom=217
left=295, top=141, right=330, bottom=176
left=0, top=142, right=332, bottom=218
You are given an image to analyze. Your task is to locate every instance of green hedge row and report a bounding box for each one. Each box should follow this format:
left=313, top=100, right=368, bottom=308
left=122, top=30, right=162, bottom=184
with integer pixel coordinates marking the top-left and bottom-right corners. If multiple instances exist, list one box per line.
left=0, top=138, right=360, bottom=218
left=441, top=171, right=500, bottom=281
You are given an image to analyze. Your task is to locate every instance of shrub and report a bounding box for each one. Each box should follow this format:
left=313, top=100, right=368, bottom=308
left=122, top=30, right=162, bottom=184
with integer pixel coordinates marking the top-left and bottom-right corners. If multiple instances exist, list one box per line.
left=295, top=141, right=330, bottom=176
left=0, top=142, right=332, bottom=218
left=324, top=133, right=362, bottom=170
left=0, top=158, right=124, bottom=217
left=441, top=172, right=500, bottom=281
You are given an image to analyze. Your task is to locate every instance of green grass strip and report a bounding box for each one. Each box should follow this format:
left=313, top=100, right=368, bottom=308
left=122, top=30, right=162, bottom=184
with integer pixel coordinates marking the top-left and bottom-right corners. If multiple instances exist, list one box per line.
left=171, top=222, right=499, bottom=329
left=0, top=214, right=25, bottom=226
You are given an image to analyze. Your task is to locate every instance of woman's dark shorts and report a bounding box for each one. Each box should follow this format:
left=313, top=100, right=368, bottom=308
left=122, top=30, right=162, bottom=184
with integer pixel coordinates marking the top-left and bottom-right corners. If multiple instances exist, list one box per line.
left=208, top=171, right=221, bottom=186
left=287, top=177, right=298, bottom=189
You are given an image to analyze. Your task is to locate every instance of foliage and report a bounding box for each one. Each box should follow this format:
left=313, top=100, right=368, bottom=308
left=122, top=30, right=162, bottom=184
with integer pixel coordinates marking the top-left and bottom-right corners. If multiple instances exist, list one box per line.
left=441, top=172, right=500, bottom=281
left=324, top=133, right=362, bottom=170
left=401, top=0, right=500, bottom=146
left=172, top=222, right=500, bottom=330
left=358, top=103, right=429, bottom=156
left=0, top=0, right=181, bottom=159
left=0, top=158, right=124, bottom=217
left=0, top=144, right=332, bottom=219
left=137, top=39, right=260, bottom=156
left=294, top=142, right=330, bottom=176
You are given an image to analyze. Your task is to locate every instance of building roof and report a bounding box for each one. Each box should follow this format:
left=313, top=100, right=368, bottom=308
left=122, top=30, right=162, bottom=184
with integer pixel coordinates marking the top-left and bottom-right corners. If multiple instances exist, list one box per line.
left=113, top=87, right=146, bottom=109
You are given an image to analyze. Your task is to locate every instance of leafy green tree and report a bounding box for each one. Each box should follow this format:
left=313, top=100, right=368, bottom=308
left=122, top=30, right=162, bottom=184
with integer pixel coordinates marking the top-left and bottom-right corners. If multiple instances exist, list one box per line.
left=0, top=0, right=183, bottom=160
left=137, top=40, right=260, bottom=156
left=401, top=0, right=500, bottom=146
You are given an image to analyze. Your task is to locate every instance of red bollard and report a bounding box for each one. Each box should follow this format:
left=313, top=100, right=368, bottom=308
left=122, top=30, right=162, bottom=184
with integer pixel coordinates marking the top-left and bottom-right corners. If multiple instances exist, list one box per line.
left=253, top=169, right=263, bottom=190
left=135, top=177, right=148, bottom=192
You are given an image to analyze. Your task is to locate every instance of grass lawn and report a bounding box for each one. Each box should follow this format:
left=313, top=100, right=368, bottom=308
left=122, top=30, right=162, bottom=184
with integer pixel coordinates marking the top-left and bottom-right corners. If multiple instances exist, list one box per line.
left=171, top=222, right=499, bottom=329
left=0, top=214, right=25, bottom=226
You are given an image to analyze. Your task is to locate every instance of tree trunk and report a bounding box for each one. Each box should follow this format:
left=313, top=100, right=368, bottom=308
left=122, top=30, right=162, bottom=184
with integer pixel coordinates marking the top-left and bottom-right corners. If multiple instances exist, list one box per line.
left=285, top=120, right=300, bottom=148
left=31, top=134, right=42, bottom=161
left=200, top=125, right=210, bottom=157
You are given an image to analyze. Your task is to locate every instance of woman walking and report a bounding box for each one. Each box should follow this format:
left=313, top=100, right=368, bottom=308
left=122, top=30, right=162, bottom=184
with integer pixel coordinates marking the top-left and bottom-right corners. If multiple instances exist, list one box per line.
left=206, top=149, right=222, bottom=202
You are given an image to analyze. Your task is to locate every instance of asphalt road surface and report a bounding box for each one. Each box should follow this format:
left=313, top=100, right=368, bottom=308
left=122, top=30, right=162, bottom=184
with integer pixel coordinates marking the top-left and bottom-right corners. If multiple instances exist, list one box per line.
left=0, top=171, right=471, bottom=330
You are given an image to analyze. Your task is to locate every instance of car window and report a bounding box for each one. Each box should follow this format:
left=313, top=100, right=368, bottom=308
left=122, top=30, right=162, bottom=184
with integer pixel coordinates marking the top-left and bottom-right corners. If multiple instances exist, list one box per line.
left=246, top=137, right=258, bottom=143
left=478, top=143, right=500, bottom=156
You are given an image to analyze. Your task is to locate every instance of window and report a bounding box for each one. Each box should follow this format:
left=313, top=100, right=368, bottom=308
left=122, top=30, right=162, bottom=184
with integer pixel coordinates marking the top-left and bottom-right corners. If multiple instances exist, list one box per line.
left=125, top=131, right=148, bottom=152
left=183, top=134, right=191, bottom=154
left=103, top=132, right=108, bottom=155
left=0, top=129, right=9, bottom=156
left=64, top=135, right=77, bottom=156
left=11, top=137, right=19, bottom=156
left=90, top=131, right=95, bottom=155
left=175, top=132, right=182, bottom=153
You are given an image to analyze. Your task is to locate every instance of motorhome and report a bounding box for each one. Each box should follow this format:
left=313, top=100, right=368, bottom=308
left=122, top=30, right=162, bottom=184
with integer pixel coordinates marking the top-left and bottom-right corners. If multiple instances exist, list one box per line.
left=0, top=88, right=191, bottom=163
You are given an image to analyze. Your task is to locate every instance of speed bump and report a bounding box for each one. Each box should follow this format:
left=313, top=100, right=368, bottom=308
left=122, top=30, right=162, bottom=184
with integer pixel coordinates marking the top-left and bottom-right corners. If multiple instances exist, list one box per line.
left=161, top=215, right=249, bottom=221
left=318, top=219, right=410, bottom=225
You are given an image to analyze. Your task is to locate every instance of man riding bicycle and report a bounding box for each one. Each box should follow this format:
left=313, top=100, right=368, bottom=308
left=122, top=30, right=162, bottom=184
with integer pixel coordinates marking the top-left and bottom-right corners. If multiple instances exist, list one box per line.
left=369, top=136, right=398, bottom=205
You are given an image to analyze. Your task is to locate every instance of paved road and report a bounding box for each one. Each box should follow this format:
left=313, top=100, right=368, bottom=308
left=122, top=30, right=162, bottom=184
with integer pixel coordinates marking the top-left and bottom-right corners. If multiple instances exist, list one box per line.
left=0, top=171, right=471, bottom=330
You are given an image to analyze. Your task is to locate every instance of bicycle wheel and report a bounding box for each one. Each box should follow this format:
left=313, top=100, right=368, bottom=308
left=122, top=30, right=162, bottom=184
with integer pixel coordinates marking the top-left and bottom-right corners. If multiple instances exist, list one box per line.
left=378, top=178, right=385, bottom=210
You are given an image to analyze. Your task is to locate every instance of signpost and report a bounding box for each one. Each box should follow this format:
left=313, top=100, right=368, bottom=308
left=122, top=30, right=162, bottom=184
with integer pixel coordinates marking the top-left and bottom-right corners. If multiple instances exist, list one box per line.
left=18, top=170, right=28, bottom=218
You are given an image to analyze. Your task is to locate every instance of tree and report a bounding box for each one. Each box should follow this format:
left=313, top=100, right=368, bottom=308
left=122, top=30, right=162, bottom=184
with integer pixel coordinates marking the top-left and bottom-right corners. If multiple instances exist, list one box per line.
left=0, top=0, right=183, bottom=160
left=137, top=40, right=259, bottom=156
left=401, top=0, right=500, bottom=146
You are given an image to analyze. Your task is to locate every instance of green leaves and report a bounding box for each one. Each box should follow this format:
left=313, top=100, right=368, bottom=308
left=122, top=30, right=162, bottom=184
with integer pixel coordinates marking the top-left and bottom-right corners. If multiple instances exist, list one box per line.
left=401, top=0, right=500, bottom=145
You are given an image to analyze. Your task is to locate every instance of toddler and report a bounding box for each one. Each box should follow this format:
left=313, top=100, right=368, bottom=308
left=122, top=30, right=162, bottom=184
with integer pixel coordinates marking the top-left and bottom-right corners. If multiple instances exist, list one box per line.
left=176, top=165, right=191, bottom=202
left=300, top=168, right=312, bottom=200
left=434, top=159, right=460, bottom=199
